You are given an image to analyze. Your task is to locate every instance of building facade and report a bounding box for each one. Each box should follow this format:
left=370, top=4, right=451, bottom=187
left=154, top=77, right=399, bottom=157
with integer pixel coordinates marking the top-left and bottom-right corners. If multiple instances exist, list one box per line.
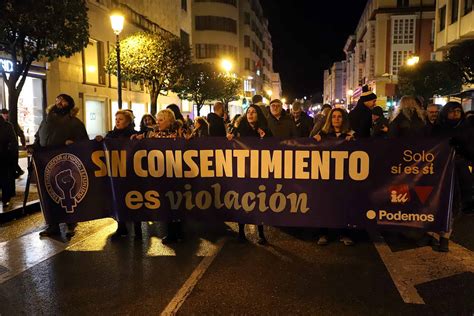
left=192, top=0, right=280, bottom=116
left=323, top=61, right=347, bottom=106
left=433, top=0, right=474, bottom=110
left=1, top=0, right=193, bottom=141
left=434, top=0, right=473, bottom=54
left=47, top=0, right=193, bottom=138
left=325, top=0, right=436, bottom=108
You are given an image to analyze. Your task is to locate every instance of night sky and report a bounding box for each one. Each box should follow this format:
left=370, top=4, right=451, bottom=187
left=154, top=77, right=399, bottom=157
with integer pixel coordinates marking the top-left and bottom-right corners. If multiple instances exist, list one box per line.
left=260, top=0, right=368, bottom=101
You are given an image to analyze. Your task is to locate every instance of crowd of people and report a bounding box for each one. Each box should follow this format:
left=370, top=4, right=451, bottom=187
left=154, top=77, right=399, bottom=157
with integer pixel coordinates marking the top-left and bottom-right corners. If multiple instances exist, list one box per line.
left=0, top=87, right=473, bottom=252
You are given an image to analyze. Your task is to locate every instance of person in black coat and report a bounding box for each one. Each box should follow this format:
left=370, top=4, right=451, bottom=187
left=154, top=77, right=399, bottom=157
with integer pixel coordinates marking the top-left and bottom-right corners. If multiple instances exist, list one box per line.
left=388, top=96, right=426, bottom=138
left=207, top=101, right=227, bottom=137
left=96, top=110, right=139, bottom=239
left=291, top=101, right=314, bottom=137
left=34, top=94, right=89, bottom=237
left=371, top=106, right=389, bottom=138
left=227, top=104, right=272, bottom=245
left=0, top=115, right=18, bottom=207
left=267, top=99, right=299, bottom=138
left=434, top=102, right=473, bottom=217
left=348, top=85, right=377, bottom=138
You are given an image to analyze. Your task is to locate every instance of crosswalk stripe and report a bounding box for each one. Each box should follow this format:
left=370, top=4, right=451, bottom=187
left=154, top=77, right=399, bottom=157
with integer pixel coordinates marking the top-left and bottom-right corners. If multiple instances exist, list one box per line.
left=371, top=233, right=474, bottom=305
left=161, top=237, right=227, bottom=316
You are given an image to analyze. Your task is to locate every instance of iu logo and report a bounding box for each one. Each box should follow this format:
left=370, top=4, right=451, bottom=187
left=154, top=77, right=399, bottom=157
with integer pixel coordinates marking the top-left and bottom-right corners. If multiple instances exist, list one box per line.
left=389, top=185, right=410, bottom=204
left=44, top=153, right=89, bottom=213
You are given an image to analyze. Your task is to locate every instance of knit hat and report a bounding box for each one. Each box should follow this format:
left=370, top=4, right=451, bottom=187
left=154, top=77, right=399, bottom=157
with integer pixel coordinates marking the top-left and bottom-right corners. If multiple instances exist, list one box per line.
left=359, top=85, right=377, bottom=103
left=371, top=106, right=384, bottom=117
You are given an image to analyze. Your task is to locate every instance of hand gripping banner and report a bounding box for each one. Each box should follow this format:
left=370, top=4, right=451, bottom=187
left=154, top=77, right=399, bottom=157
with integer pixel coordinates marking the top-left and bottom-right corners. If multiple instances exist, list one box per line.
left=33, top=137, right=455, bottom=231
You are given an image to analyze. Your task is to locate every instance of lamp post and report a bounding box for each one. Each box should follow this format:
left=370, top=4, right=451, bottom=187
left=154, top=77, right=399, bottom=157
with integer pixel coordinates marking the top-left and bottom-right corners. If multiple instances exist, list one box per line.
left=110, top=13, right=124, bottom=109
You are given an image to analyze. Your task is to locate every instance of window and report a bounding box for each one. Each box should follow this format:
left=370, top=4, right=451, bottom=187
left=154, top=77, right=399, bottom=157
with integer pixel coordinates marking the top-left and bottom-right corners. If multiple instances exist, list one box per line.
left=244, top=79, right=252, bottom=92
left=392, top=17, right=415, bottom=44
left=245, top=58, right=250, bottom=70
left=180, top=30, right=190, bottom=46
left=195, top=0, right=237, bottom=6
left=465, top=0, right=473, bottom=15
left=181, top=0, right=187, bottom=11
left=244, top=12, right=250, bottom=25
left=83, top=39, right=105, bottom=85
left=244, top=35, right=250, bottom=47
left=451, top=0, right=459, bottom=23
left=397, top=0, right=409, bottom=7
left=195, top=43, right=237, bottom=59
left=440, top=6, right=446, bottom=31
left=391, top=50, right=412, bottom=75
left=195, top=16, right=237, bottom=33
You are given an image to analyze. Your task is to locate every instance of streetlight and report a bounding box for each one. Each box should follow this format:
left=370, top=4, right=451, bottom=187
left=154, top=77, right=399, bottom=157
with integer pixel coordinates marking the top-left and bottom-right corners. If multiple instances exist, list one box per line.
left=110, top=13, right=124, bottom=109
left=266, top=89, right=273, bottom=98
left=406, top=56, right=419, bottom=66
left=220, top=58, right=233, bottom=73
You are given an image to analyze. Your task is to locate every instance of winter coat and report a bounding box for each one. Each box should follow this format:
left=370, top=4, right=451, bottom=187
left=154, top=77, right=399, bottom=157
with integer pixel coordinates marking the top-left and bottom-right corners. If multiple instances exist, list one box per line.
left=371, top=116, right=389, bottom=138
left=388, top=113, right=426, bottom=138
left=105, top=125, right=137, bottom=139
left=294, top=112, right=314, bottom=137
left=0, top=116, right=18, bottom=163
left=0, top=116, right=18, bottom=201
left=348, top=102, right=372, bottom=138
left=434, top=118, right=474, bottom=162
left=267, top=112, right=299, bottom=138
left=34, top=107, right=88, bottom=148
left=207, top=113, right=227, bottom=137
left=233, top=121, right=273, bottom=138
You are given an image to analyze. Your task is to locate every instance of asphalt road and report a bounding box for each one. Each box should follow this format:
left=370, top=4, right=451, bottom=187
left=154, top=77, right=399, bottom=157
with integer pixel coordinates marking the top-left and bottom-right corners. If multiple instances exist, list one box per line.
left=0, top=210, right=473, bottom=315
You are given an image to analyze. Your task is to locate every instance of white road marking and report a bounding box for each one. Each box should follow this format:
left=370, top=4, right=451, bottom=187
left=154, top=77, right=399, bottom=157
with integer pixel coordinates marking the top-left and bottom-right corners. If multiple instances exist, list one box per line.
left=160, top=237, right=227, bottom=316
left=371, top=233, right=474, bottom=305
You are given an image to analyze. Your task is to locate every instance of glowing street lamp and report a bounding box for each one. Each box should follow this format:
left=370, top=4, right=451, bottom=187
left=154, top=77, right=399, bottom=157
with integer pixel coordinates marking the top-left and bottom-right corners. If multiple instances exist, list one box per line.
left=220, top=59, right=233, bottom=73
left=406, top=56, right=420, bottom=66
left=110, top=13, right=124, bottom=109
left=266, top=89, right=273, bottom=98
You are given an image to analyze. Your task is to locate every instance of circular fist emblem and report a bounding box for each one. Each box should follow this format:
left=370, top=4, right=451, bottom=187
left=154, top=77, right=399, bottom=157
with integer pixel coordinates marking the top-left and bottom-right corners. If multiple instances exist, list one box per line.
left=44, top=153, right=89, bottom=213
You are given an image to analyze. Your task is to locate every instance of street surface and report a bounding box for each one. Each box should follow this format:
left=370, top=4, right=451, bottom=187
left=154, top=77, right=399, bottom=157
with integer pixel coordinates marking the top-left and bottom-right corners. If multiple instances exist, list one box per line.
left=0, top=209, right=473, bottom=315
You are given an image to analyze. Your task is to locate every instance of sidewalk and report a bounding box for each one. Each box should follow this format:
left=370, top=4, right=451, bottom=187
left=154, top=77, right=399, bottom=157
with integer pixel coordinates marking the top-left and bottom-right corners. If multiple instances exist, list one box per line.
left=0, top=155, right=40, bottom=222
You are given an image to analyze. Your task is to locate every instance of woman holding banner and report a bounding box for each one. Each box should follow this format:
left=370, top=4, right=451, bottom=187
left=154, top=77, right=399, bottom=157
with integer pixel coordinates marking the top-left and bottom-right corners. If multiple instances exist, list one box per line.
left=313, top=108, right=355, bottom=246
left=96, top=110, right=140, bottom=239
left=227, top=104, right=272, bottom=245
left=135, top=109, right=184, bottom=244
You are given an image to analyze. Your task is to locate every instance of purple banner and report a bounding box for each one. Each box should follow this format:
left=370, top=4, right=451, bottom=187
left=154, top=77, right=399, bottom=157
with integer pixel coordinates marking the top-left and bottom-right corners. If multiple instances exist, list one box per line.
left=33, top=137, right=455, bottom=231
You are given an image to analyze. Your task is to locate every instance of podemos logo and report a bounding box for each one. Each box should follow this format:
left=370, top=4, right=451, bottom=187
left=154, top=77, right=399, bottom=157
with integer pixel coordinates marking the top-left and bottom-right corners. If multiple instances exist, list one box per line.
left=366, top=210, right=434, bottom=222
left=44, top=153, right=89, bottom=213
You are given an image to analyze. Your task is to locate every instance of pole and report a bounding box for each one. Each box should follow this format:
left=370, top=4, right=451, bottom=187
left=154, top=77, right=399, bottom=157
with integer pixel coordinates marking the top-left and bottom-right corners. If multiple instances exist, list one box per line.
left=116, top=34, right=122, bottom=109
